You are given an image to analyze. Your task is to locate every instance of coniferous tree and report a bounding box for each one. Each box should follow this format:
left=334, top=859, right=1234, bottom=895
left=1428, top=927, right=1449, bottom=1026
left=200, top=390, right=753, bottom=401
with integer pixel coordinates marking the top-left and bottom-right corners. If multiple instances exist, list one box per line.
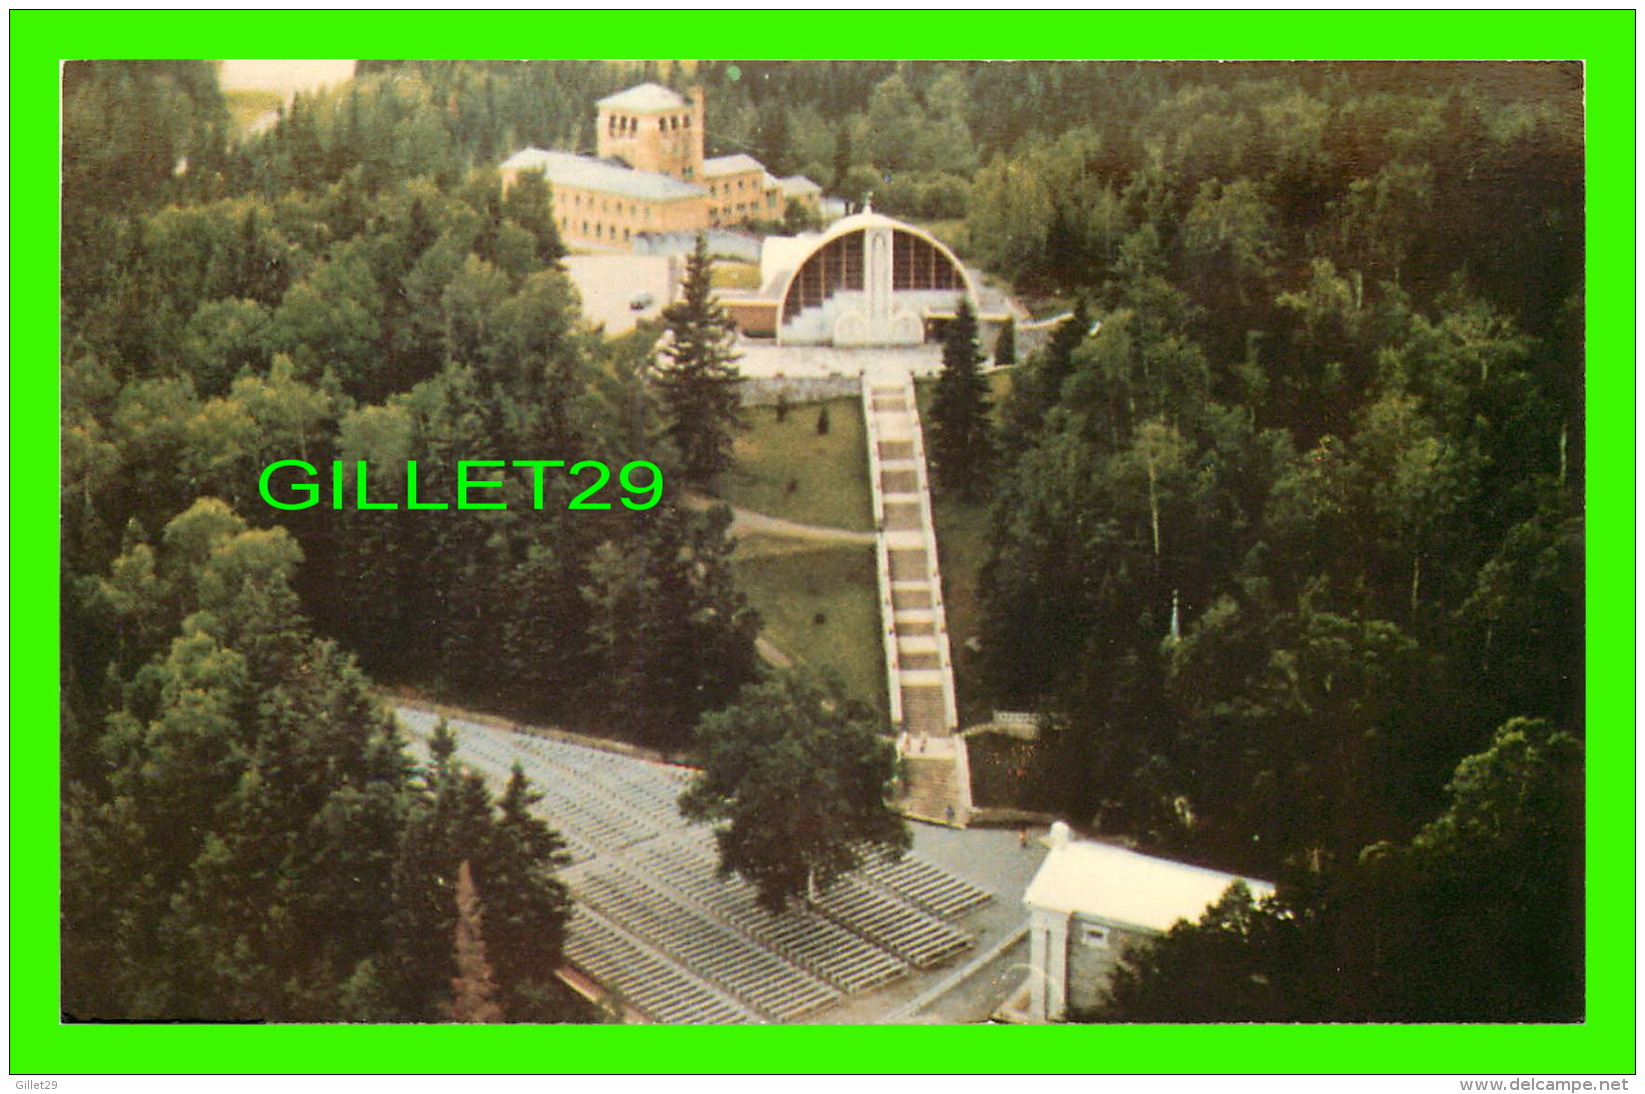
left=994, top=315, right=1017, bottom=367
left=449, top=860, right=504, bottom=1023
left=999, top=302, right=1086, bottom=452
left=930, top=296, right=993, bottom=501
left=657, top=234, right=742, bottom=485
left=482, top=764, right=580, bottom=1021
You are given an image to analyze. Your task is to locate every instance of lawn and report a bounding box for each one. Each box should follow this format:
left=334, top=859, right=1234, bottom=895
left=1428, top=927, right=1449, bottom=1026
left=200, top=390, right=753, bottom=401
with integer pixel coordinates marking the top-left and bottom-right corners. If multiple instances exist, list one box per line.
left=734, top=537, right=886, bottom=716
left=715, top=397, right=873, bottom=532
left=710, top=261, right=763, bottom=291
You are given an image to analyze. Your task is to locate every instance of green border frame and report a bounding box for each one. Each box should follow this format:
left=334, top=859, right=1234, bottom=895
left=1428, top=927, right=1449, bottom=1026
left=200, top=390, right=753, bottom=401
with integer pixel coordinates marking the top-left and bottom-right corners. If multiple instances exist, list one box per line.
left=12, top=9, right=1634, bottom=1077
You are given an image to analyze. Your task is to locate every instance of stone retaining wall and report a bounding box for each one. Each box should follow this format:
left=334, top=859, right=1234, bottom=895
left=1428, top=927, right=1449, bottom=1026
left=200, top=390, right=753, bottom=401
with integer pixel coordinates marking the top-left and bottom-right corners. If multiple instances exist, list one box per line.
left=738, top=375, right=862, bottom=407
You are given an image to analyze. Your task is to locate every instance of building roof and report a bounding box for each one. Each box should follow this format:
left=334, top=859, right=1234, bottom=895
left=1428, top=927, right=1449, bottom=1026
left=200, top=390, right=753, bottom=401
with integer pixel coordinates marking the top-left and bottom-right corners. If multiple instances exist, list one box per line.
left=1023, top=828, right=1274, bottom=934
left=781, top=175, right=823, bottom=196
left=500, top=148, right=707, bottom=202
left=703, top=153, right=767, bottom=178
left=596, top=82, right=688, bottom=113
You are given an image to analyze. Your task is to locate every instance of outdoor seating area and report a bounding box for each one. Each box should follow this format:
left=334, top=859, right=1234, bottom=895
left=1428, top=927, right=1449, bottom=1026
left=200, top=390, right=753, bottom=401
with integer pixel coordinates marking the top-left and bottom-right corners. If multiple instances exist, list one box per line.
left=398, top=708, right=993, bottom=1023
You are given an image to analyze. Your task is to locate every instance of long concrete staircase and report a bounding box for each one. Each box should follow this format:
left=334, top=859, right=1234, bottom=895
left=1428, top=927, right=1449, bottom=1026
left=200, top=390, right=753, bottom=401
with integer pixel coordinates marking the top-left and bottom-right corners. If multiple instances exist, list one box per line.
left=862, top=376, right=973, bottom=827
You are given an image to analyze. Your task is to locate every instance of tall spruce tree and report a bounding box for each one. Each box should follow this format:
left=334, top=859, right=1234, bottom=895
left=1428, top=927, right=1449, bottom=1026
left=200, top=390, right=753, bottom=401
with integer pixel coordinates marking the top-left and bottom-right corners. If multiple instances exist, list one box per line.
left=993, top=315, right=1017, bottom=367
left=930, top=296, right=994, bottom=501
left=449, top=860, right=504, bottom=1023
left=657, top=234, right=742, bottom=485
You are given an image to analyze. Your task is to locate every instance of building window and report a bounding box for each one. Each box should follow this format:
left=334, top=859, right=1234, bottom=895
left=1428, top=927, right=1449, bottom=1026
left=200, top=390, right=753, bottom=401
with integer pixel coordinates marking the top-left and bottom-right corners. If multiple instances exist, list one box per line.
left=782, top=229, right=865, bottom=323
left=623, top=228, right=631, bottom=241
left=1080, top=924, right=1110, bottom=949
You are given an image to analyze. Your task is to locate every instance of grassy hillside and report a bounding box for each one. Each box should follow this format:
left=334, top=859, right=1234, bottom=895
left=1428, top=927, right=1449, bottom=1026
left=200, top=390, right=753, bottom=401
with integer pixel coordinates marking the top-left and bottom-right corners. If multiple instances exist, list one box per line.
left=716, top=397, right=872, bottom=532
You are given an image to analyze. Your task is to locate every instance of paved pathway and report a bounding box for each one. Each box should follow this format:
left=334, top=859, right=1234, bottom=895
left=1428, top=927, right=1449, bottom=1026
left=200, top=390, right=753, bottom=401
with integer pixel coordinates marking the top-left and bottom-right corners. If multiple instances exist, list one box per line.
left=681, top=491, right=875, bottom=544
left=861, top=376, right=973, bottom=828
left=736, top=340, right=943, bottom=381
left=754, top=636, right=793, bottom=669
left=563, top=253, right=677, bottom=335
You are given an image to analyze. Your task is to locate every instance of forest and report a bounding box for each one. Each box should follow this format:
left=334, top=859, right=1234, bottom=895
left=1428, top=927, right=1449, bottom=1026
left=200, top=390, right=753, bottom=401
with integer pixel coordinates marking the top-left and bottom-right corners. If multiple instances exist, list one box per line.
left=61, top=59, right=759, bottom=1021
left=60, top=59, right=1583, bottom=1021
left=912, top=61, right=1583, bottom=1019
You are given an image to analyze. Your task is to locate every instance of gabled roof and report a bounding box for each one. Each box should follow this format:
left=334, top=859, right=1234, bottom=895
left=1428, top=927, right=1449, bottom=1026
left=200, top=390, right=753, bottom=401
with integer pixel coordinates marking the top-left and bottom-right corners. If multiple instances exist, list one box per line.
left=780, top=175, right=822, bottom=196
left=500, top=148, right=707, bottom=202
left=703, top=153, right=766, bottom=177
left=1024, top=835, right=1274, bottom=934
left=597, top=82, right=687, bottom=113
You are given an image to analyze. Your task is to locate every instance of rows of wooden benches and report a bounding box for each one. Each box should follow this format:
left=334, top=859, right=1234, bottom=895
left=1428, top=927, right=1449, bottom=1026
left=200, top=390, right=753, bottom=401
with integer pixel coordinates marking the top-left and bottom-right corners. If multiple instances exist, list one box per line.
left=564, top=907, right=755, bottom=1025
left=812, top=875, right=973, bottom=968
left=858, top=850, right=992, bottom=920
left=573, top=866, right=840, bottom=1022
left=627, top=842, right=907, bottom=995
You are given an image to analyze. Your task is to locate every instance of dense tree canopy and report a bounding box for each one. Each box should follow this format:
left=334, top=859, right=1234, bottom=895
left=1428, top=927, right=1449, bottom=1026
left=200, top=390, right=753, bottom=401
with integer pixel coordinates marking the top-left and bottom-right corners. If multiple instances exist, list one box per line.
left=954, top=63, right=1582, bottom=891
left=59, top=58, right=1584, bottom=1023
left=1095, top=717, right=1583, bottom=1022
left=62, top=503, right=586, bottom=1021
left=60, top=59, right=765, bottom=1020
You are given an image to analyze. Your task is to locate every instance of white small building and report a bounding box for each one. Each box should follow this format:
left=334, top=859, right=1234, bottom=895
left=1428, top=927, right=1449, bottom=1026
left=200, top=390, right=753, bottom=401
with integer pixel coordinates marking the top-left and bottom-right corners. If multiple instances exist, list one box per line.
left=1021, top=822, right=1274, bottom=1022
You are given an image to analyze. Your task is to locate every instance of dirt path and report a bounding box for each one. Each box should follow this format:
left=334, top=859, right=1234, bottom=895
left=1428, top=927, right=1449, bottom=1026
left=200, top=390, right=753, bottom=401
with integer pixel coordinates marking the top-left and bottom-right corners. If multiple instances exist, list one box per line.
left=680, top=491, right=876, bottom=544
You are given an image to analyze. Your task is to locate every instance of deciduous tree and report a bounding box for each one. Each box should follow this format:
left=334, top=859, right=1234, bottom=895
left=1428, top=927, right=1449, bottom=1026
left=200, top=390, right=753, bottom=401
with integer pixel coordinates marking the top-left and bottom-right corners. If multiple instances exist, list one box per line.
left=680, top=670, right=910, bottom=910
